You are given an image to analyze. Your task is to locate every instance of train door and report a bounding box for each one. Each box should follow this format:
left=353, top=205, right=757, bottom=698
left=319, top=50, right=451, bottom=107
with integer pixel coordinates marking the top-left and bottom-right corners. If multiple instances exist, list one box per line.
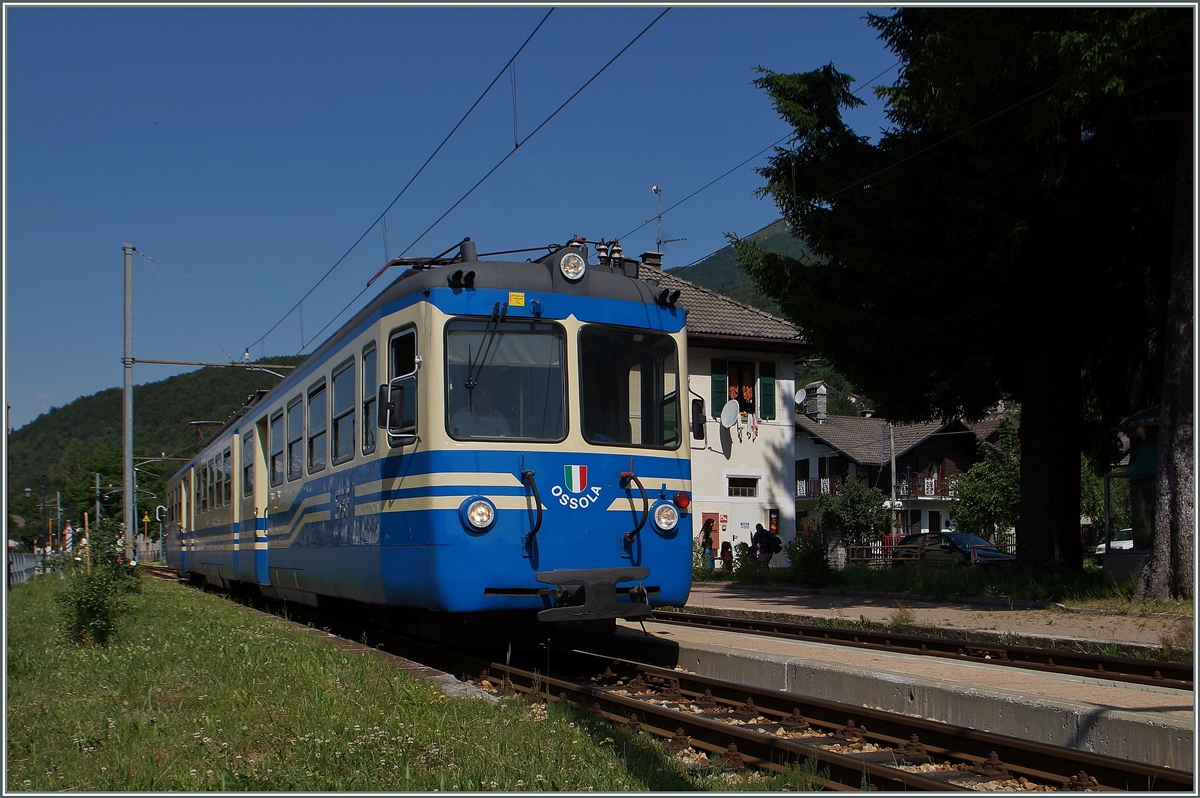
left=251, top=416, right=271, bottom=585
left=383, top=328, right=418, bottom=446
left=181, top=468, right=194, bottom=572
left=236, top=429, right=257, bottom=583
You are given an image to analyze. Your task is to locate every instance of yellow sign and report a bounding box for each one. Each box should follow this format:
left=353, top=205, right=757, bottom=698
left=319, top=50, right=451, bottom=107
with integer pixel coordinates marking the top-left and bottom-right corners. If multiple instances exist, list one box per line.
left=508, top=292, right=525, bottom=307
left=142, top=513, right=150, bottom=523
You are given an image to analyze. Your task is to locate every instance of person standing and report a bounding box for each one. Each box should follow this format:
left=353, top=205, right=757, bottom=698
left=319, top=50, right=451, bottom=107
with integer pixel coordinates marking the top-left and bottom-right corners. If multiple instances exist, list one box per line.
left=700, top=518, right=716, bottom=571
left=753, top=523, right=773, bottom=569
left=719, top=541, right=733, bottom=572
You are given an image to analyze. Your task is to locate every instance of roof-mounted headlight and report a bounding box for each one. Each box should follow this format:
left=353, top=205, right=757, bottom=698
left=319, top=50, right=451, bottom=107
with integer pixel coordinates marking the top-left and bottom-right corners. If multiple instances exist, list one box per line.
left=559, top=251, right=586, bottom=282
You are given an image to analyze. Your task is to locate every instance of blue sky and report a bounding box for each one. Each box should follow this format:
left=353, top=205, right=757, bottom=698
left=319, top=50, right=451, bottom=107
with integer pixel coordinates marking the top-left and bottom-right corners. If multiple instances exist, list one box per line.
left=5, top=5, right=894, bottom=430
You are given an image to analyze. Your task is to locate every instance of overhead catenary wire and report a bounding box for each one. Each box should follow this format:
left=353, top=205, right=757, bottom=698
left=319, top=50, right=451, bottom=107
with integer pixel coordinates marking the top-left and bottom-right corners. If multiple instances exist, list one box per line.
left=244, top=8, right=556, bottom=355
left=299, top=9, right=671, bottom=353
left=393, top=8, right=671, bottom=261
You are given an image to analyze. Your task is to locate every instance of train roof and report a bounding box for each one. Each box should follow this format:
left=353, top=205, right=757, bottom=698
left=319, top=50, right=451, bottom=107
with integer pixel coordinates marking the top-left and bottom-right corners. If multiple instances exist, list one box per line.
left=173, top=240, right=679, bottom=476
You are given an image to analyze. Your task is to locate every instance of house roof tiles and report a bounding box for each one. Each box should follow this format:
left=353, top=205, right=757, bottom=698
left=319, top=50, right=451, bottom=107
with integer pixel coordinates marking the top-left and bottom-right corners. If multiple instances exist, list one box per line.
left=639, top=262, right=805, bottom=344
left=795, top=413, right=975, bottom=466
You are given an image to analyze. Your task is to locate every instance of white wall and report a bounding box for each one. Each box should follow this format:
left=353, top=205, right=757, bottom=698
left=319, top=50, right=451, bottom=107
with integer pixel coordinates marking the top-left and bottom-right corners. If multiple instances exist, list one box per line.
left=687, top=347, right=795, bottom=564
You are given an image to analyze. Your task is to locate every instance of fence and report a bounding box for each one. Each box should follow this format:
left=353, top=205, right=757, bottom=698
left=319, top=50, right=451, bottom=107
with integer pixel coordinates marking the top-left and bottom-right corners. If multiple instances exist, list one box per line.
left=845, top=539, right=1017, bottom=567
left=8, top=553, right=39, bottom=589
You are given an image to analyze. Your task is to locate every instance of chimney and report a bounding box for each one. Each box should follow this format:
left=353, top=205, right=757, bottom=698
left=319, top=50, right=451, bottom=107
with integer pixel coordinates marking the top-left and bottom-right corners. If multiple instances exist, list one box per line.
left=805, top=383, right=828, bottom=424
left=640, top=251, right=663, bottom=271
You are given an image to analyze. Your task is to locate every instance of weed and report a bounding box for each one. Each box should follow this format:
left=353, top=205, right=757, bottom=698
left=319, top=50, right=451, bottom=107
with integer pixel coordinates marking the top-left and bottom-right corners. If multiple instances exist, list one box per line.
left=886, top=602, right=916, bottom=632
left=996, top=632, right=1019, bottom=646
left=1098, top=643, right=1122, bottom=658
left=852, top=614, right=872, bottom=631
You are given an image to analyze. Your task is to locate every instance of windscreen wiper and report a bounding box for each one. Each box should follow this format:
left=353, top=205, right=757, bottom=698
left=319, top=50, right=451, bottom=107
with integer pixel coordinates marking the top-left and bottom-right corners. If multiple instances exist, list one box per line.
left=464, top=301, right=508, bottom=405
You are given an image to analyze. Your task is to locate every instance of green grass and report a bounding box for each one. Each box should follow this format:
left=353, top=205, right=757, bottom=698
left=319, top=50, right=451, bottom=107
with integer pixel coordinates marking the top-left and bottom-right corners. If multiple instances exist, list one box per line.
left=7, top=575, right=822, bottom=792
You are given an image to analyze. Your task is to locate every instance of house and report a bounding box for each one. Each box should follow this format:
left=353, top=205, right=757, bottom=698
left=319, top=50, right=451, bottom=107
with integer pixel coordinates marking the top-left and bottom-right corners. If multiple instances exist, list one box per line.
left=638, top=253, right=809, bottom=562
left=795, top=384, right=994, bottom=541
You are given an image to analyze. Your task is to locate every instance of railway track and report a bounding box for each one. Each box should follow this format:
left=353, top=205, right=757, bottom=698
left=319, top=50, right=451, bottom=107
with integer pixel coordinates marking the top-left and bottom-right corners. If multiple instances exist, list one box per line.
left=648, top=609, right=1193, bottom=690
left=471, top=653, right=1192, bottom=791
left=144, top=570, right=1193, bottom=790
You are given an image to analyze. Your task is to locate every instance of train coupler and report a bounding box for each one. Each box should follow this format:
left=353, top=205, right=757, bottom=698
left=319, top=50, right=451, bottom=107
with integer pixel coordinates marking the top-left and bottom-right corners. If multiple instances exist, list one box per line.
left=535, top=567, right=652, bottom=622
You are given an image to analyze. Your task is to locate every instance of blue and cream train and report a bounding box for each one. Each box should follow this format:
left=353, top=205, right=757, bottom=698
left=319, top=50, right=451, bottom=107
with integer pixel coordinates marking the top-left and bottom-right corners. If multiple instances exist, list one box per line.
left=165, top=238, right=693, bottom=647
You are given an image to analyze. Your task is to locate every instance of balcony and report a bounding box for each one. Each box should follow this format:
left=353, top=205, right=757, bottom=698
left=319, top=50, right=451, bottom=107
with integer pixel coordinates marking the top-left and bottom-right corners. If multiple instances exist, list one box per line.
left=795, top=475, right=843, bottom=499
left=896, top=477, right=956, bottom=499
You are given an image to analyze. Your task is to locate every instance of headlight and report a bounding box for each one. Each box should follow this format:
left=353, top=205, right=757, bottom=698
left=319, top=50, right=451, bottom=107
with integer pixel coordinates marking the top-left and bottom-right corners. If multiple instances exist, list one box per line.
left=467, top=500, right=495, bottom=529
left=559, top=251, right=586, bottom=281
left=461, top=496, right=497, bottom=531
left=652, top=502, right=679, bottom=531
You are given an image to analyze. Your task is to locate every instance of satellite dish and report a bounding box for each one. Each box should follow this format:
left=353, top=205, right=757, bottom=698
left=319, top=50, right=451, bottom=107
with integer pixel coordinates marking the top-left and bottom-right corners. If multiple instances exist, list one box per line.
left=795, top=388, right=807, bottom=408
left=720, top=400, right=740, bottom=428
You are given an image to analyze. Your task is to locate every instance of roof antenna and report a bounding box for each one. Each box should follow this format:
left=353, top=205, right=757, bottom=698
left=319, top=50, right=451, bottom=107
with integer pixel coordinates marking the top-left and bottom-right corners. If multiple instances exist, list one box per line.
left=649, top=185, right=685, bottom=253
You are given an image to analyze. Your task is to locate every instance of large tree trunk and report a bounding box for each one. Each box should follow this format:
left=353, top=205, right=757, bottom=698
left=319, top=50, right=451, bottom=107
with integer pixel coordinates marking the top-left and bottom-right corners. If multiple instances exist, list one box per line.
left=1017, top=339, right=1084, bottom=570
left=1136, top=117, right=1194, bottom=601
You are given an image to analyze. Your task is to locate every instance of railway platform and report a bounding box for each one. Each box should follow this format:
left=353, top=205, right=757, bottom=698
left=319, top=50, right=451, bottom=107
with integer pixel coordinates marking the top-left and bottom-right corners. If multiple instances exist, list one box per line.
left=606, top=584, right=1194, bottom=772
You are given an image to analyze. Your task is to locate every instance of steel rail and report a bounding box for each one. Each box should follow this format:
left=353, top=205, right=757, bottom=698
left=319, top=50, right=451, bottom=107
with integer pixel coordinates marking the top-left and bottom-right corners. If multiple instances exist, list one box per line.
left=598, top=655, right=1193, bottom=792
left=649, top=609, right=1193, bottom=690
left=483, top=660, right=966, bottom=791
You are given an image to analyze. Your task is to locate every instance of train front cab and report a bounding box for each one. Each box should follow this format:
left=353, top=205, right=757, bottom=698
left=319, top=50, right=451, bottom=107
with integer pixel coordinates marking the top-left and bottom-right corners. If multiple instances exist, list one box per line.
left=365, top=291, right=693, bottom=642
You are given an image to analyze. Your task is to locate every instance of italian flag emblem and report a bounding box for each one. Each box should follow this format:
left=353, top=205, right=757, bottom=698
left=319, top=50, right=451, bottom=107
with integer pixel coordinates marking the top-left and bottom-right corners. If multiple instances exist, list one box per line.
left=564, top=465, right=588, bottom=493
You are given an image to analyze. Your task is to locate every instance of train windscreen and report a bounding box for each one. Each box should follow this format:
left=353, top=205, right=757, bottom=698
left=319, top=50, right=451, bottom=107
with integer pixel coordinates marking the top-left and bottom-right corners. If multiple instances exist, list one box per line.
left=445, top=318, right=567, bottom=441
left=579, top=325, right=680, bottom=449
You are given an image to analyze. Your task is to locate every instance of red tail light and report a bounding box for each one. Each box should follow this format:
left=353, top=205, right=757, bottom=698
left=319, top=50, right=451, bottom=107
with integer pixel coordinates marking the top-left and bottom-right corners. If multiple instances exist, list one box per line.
left=673, top=491, right=690, bottom=509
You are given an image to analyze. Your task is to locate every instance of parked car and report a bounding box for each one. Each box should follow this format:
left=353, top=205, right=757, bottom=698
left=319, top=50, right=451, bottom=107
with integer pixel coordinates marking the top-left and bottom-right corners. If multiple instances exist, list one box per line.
left=892, top=532, right=1017, bottom=565
left=1093, top=528, right=1134, bottom=557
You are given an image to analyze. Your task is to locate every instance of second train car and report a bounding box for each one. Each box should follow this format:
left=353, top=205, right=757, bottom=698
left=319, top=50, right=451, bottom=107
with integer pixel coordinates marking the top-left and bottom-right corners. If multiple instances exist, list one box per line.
left=165, top=238, right=693, bottom=647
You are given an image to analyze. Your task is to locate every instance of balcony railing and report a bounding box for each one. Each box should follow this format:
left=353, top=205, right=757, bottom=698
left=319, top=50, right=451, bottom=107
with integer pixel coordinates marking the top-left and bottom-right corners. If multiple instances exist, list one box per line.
left=895, top=477, right=956, bottom=499
left=795, top=476, right=843, bottom=499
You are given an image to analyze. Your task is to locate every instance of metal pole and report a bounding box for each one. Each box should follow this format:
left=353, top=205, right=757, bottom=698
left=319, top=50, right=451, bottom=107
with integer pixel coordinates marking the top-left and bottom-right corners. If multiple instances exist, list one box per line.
left=56, top=491, right=62, bottom=550
left=889, top=423, right=897, bottom=539
left=40, top=476, right=47, bottom=556
left=95, top=472, right=102, bottom=525
left=123, top=243, right=135, bottom=563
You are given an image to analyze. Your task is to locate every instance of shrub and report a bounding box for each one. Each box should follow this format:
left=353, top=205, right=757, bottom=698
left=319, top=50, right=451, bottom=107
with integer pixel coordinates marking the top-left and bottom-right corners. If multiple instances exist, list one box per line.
left=55, top=519, right=141, bottom=645
left=785, top=519, right=829, bottom=585
left=57, top=566, right=125, bottom=645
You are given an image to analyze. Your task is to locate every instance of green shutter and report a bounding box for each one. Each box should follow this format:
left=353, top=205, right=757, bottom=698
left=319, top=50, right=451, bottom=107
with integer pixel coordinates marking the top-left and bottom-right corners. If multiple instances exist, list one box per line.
left=710, top=359, right=727, bottom=418
left=759, top=361, right=776, bottom=420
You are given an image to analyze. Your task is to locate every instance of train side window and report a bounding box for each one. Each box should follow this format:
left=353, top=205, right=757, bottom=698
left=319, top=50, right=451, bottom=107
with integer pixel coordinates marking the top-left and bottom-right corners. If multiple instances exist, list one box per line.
left=222, top=447, right=232, bottom=504
left=243, top=433, right=255, bottom=497
left=332, top=358, right=355, bottom=465
left=390, top=331, right=417, bottom=379
left=308, top=381, right=327, bottom=474
left=194, top=470, right=202, bottom=515
left=200, top=464, right=208, bottom=513
left=207, top=458, right=216, bottom=511
left=269, top=410, right=284, bottom=487
left=287, top=395, right=303, bottom=481
left=362, top=344, right=377, bottom=455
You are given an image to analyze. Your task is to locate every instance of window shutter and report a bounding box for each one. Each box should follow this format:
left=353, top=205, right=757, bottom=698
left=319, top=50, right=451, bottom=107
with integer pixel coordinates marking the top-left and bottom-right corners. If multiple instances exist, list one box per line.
left=759, top=361, right=776, bottom=419
left=710, top=359, right=727, bottom=417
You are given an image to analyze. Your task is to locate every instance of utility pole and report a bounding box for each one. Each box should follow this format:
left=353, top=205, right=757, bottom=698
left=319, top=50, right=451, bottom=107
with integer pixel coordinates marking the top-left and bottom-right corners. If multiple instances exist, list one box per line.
left=95, top=472, right=102, bottom=525
left=889, top=423, right=898, bottom=538
left=123, top=243, right=135, bottom=563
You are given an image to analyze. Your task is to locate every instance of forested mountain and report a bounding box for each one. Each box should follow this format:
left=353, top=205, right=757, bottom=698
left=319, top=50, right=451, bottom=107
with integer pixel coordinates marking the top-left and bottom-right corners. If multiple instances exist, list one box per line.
left=6, top=357, right=302, bottom=538
left=666, top=218, right=809, bottom=316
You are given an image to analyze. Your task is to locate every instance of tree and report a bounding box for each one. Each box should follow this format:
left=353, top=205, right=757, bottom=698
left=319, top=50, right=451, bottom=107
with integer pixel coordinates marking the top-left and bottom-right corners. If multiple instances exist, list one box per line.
left=814, top=476, right=888, bottom=546
left=734, top=8, right=1191, bottom=576
left=951, top=420, right=1020, bottom=543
